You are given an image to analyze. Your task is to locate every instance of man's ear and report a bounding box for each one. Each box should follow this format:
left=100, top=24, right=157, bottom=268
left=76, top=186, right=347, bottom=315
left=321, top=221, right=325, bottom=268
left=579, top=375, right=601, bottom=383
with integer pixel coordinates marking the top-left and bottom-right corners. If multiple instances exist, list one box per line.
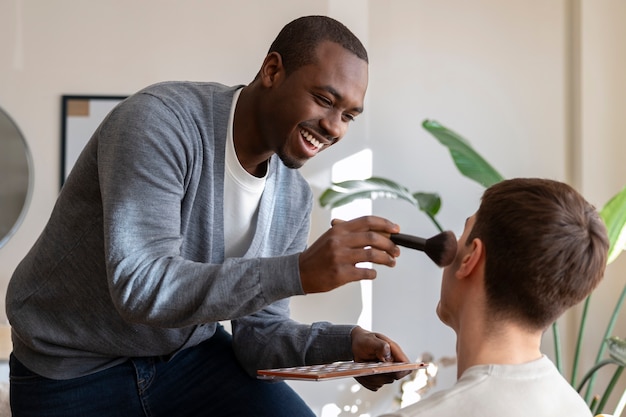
left=456, top=238, right=484, bottom=279
left=259, top=52, right=284, bottom=87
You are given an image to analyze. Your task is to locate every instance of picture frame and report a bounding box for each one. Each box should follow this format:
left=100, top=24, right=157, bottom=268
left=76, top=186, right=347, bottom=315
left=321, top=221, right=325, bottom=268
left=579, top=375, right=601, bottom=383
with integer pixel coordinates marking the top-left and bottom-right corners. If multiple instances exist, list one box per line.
left=60, top=95, right=126, bottom=187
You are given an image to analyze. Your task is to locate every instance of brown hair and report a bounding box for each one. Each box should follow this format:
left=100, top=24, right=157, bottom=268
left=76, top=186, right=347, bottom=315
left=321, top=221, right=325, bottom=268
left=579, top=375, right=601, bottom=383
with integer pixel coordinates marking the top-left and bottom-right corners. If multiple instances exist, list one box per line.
left=468, top=178, right=609, bottom=329
left=268, top=15, right=368, bottom=75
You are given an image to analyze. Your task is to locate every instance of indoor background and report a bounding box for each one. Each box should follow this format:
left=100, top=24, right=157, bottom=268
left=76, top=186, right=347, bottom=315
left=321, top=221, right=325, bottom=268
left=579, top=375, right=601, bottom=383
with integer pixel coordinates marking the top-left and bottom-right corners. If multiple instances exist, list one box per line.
left=0, top=0, right=624, bottom=415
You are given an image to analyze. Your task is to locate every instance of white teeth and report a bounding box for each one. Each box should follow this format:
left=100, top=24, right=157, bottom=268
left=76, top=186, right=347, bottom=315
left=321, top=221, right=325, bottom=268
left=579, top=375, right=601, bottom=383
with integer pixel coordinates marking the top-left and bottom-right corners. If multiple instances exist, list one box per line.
left=301, top=129, right=323, bottom=150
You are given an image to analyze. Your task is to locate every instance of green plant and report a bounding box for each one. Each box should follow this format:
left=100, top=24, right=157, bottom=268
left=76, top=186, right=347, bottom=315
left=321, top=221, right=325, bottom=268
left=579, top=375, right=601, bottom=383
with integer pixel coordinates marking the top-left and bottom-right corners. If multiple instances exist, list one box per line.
left=319, top=119, right=626, bottom=415
left=320, top=120, right=506, bottom=234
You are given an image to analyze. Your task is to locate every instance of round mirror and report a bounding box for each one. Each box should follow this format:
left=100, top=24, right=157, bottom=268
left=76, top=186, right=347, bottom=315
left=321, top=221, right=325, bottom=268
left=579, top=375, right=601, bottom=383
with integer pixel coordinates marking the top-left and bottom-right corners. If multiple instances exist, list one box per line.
left=0, top=106, right=32, bottom=248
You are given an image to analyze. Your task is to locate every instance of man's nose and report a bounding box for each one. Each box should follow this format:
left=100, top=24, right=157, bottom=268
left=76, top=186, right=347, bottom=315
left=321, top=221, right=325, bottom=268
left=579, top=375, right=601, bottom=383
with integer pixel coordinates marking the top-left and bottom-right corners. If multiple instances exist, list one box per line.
left=319, top=110, right=347, bottom=142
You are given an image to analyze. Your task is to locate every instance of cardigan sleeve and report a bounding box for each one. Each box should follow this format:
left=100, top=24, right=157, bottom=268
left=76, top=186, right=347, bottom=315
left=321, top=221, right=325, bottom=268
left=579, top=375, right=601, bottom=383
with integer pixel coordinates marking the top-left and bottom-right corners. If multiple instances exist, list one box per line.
left=230, top=197, right=355, bottom=376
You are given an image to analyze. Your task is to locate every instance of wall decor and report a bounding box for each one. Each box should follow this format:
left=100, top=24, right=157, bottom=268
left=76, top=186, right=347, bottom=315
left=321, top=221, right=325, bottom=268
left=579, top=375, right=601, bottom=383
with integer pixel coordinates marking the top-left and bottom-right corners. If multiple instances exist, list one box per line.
left=0, top=105, right=32, bottom=248
left=60, top=95, right=126, bottom=187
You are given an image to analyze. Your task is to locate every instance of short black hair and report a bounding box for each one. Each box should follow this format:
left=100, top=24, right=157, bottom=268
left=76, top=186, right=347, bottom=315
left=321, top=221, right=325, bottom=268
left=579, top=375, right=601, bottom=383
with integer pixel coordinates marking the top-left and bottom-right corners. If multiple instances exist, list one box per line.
left=268, top=15, right=368, bottom=75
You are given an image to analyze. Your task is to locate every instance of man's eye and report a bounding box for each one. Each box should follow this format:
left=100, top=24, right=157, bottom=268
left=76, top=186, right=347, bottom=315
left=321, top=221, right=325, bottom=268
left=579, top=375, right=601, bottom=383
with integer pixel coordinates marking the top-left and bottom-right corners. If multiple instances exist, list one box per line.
left=315, top=95, right=332, bottom=107
left=343, top=113, right=356, bottom=123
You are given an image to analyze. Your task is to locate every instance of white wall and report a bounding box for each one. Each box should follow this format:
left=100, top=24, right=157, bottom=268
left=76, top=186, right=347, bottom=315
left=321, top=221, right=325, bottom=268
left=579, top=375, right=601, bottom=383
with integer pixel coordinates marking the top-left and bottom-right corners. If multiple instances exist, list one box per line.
left=368, top=0, right=567, bottom=355
left=576, top=0, right=626, bottom=409
left=0, top=0, right=624, bottom=415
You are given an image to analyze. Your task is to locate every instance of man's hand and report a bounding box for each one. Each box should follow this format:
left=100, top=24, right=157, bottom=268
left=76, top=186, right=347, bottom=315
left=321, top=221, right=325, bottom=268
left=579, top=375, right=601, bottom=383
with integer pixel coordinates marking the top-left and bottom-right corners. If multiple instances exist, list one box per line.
left=299, top=216, right=401, bottom=294
left=351, top=326, right=412, bottom=391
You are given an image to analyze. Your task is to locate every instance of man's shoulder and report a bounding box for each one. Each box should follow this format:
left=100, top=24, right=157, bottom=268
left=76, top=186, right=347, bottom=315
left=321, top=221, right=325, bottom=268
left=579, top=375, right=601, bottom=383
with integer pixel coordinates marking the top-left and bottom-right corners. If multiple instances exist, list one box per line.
left=379, top=360, right=592, bottom=417
left=376, top=388, right=458, bottom=417
left=117, top=81, right=243, bottom=131
left=135, top=81, right=243, bottom=106
left=139, top=81, right=238, bottom=94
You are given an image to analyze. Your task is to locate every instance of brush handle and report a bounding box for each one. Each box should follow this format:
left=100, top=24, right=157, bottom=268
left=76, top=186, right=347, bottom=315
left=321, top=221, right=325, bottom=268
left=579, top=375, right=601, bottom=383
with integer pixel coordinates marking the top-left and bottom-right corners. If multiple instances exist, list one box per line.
left=390, top=233, right=427, bottom=251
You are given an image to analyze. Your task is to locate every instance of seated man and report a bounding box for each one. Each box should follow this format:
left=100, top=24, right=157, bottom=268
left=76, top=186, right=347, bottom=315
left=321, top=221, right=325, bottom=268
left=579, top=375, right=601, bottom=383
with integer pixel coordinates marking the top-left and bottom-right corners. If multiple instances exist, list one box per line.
left=381, top=178, right=608, bottom=417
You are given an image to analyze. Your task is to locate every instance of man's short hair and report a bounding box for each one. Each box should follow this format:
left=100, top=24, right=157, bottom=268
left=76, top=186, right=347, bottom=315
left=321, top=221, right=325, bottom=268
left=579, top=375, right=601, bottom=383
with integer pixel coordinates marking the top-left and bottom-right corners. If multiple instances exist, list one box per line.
left=268, top=15, right=368, bottom=75
left=468, top=178, right=609, bottom=330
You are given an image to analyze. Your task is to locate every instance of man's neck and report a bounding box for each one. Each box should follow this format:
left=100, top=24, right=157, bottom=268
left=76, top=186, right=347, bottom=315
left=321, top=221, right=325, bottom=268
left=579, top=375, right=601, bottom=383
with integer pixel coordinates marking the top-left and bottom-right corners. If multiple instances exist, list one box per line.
left=455, top=319, right=543, bottom=379
left=233, top=85, right=273, bottom=177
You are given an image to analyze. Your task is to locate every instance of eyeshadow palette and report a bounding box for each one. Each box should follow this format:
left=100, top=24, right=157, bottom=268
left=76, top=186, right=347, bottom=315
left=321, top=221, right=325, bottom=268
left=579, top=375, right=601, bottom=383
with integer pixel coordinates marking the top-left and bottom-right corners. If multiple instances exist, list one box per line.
left=257, top=361, right=426, bottom=381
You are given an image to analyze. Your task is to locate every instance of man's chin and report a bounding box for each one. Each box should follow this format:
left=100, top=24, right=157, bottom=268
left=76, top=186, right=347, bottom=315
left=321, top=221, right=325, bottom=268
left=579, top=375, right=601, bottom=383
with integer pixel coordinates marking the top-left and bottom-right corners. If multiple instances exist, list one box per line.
left=277, top=153, right=307, bottom=169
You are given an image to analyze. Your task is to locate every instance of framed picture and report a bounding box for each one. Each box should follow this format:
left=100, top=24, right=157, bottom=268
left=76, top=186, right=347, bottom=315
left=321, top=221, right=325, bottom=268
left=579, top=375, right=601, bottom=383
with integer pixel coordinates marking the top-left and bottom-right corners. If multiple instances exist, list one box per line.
left=60, top=95, right=126, bottom=187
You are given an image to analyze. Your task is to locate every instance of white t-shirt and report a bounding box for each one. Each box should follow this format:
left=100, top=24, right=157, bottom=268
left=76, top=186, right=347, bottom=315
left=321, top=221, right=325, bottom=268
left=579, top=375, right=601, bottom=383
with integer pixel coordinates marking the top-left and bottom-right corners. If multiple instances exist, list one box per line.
left=223, top=88, right=266, bottom=258
left=379, top=356, right=592, bottom=417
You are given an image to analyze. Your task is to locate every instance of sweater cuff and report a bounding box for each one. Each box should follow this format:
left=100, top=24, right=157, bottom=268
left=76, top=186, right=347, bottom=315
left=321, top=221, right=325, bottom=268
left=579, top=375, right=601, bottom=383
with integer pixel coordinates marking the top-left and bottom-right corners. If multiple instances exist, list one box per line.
left=259, top=253, right=305, bottom=303
left=311, top=323, right=357, bottom=363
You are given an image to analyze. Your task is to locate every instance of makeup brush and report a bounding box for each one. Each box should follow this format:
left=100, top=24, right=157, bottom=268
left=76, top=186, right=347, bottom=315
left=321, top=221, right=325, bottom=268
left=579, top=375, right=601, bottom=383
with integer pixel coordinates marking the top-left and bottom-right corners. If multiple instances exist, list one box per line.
left=390, top=231, right=457, bottom=267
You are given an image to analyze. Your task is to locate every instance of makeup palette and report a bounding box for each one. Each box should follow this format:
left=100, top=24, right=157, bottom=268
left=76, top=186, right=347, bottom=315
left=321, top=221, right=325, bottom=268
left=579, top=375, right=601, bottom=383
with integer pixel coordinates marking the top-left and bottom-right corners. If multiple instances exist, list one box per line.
left=257, top=361, right=426, bottom=381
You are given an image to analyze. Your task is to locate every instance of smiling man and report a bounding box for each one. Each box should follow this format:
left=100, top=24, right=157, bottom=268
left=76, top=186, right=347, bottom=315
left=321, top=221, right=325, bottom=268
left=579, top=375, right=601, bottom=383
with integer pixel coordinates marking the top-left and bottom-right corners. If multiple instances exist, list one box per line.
left=7, top=16, right=410, bottom=417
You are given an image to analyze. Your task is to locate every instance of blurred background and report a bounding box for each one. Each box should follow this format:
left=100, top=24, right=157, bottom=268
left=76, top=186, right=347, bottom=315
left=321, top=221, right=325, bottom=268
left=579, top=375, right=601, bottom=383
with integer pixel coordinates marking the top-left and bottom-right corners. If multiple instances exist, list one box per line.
left=1, top=0, right=624, bottom=415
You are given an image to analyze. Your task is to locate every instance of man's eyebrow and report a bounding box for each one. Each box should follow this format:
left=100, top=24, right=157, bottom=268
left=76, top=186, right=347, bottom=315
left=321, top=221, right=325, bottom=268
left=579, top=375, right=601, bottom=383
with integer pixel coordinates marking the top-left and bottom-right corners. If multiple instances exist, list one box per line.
left=320, top=85, right=364, bottom=113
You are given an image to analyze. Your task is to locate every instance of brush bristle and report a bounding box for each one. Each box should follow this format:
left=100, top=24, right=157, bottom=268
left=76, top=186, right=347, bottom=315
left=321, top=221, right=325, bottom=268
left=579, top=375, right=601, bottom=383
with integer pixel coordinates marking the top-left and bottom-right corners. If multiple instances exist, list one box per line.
left=424, top=231, right=457, bottom=267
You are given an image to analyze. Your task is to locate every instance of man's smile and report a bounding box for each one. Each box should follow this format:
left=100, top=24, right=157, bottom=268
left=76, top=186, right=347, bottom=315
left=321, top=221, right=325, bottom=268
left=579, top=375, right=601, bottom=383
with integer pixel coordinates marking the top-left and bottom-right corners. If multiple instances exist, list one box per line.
left=300, top=128, right=324, bottom=151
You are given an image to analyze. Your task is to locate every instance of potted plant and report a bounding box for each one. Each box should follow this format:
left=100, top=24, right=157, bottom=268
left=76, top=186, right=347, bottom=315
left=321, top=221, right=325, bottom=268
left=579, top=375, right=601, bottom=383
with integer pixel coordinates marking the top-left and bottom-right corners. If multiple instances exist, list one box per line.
left=319, top=120, right=626, bottom=416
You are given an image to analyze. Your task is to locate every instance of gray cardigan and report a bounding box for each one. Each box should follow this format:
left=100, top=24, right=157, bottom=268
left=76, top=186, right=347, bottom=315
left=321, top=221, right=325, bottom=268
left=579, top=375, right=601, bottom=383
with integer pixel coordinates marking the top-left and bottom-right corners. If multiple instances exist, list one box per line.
left=7, top=82, right=354, bottom=379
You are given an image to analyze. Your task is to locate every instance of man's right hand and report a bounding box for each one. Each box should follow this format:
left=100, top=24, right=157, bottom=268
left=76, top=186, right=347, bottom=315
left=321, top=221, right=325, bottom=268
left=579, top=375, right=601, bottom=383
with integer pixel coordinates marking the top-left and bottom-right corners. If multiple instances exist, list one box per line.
left=299, top=216, right=401, bottom=294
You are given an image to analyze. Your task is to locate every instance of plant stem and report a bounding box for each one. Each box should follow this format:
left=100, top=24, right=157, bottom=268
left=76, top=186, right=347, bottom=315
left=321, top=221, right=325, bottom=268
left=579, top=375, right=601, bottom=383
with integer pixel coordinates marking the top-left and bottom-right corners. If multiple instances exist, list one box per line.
left=577, top=359, right=618, bottom=393
left=571, top=295, right=592, bottom=385
left=585, top=283, right=626, bottom=402
left=427, top=214, right=444, bottom=233
left=594, top=365, right=624, bottom=415
left=589, top=395, right=599, bottom=413
left=552, top=321, right=563, bottom=373
left=614, top=384, right=626, bottom=417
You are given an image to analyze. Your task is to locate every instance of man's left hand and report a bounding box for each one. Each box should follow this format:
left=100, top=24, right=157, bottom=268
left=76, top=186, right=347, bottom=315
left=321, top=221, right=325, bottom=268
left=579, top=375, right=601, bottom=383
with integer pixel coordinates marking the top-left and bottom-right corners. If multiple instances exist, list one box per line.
left=351, top=326, right=412, bottom=391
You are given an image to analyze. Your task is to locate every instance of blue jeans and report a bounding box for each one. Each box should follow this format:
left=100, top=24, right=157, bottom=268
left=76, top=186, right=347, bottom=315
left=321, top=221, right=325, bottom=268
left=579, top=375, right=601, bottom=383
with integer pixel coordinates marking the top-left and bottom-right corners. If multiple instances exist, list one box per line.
left=10, top=326, right=315, bottom=417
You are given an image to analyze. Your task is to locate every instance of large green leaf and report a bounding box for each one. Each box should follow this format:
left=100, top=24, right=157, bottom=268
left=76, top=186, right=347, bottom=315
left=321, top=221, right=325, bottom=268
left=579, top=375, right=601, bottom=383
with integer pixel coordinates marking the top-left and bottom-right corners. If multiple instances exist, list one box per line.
left=318, top=177, right=441, bottom=219
left=422, top=119, right=505, bottom=188
left=413, top=192, right=444, bottom=232
left=414, top=192, right=442, bottom=218
left=319, top=177, right=418, bottom=209
left=600, top=185, right=626, bottom=264
left=318, top=177, right=444, bottom=231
